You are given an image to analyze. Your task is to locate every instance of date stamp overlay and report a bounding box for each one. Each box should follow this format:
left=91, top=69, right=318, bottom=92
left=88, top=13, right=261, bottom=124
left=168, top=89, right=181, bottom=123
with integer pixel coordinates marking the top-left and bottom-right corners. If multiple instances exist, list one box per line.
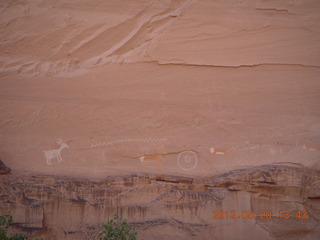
left=212, top=210, right=309, bottom=220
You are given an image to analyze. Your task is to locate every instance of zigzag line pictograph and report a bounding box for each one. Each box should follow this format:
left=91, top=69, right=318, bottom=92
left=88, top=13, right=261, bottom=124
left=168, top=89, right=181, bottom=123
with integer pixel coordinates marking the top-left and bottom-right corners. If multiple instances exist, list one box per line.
left=90, top=138, right=167, bottom=148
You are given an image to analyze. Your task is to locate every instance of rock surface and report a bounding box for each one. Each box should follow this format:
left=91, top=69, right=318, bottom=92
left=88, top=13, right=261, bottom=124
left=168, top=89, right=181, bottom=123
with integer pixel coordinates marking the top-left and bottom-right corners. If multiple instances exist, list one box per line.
left=0, top=165, right=319, bottom=240
left=0, top=159, right=10, bottom=174
left=0, top=0, right=320, bottom=178
left=0, top=0, right=320, bottom=239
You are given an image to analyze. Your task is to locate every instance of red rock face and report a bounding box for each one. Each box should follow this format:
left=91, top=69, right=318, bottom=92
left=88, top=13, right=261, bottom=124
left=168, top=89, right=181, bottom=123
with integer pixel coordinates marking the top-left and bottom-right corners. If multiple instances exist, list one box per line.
left=0, top=0, right=320, bottom=239
left=0, top=0, right=320, bottom=177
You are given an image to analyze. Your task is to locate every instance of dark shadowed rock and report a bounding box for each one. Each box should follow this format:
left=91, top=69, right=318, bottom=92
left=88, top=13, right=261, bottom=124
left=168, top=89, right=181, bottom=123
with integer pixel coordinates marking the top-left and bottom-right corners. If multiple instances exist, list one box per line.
left=0, top=160, right=11, bottom=175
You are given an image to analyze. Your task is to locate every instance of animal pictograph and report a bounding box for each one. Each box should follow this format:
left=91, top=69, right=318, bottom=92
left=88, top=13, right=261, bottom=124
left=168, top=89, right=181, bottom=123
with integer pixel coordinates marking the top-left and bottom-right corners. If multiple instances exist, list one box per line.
left=210, top=147, right=233, bottom=156
left=139, top=154, right=163, bottom=170
left=43, top=139, right=69, bottom=165
left=303, top=145, right=320, bottom=160
left=303, top=145, right=320, bottom=152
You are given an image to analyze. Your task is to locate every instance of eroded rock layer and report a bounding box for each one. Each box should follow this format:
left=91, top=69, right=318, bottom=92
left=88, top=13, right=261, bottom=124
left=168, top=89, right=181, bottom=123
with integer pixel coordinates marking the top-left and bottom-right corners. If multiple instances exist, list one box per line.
left=1, top=165, right=319, bottom=240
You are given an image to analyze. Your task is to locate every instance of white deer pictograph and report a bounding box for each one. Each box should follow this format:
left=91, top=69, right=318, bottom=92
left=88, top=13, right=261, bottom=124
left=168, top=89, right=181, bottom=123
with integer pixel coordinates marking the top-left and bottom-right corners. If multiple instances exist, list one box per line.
left=43, top=139, right=69, bottom=165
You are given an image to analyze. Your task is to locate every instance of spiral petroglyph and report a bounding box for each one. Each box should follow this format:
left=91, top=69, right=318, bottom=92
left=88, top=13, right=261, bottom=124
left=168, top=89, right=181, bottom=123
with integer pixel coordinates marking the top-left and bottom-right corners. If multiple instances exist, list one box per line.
left=177, top=151, right=198, bottom=171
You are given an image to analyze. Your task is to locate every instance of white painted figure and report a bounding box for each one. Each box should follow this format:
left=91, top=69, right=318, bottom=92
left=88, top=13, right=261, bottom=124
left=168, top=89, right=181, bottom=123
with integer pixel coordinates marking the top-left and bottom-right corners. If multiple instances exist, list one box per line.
left=90, top=138, right=167, bottom=148
left=43, top=139, right=69, bottom=165
left=139, top=154, right=163, bottom=170
left=303, top=145, right=320, bottom=152
left=210, top=147, right=233, bottom=155
left=177, top=151, right=198, bottom=171
left=303, top=144, right=320, bottom=160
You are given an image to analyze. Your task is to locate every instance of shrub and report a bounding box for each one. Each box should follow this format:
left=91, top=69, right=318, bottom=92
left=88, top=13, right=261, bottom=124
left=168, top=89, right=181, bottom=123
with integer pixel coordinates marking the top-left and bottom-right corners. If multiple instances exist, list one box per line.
left=100, top=214, right=141, bottom=240
left=0, top=215, right=27, bottom=240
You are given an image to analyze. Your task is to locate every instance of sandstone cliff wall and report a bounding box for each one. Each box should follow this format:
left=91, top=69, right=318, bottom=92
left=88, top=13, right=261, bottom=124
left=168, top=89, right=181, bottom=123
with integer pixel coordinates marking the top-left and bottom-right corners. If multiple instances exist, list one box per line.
left=1, top=165, right=319, bottom=240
